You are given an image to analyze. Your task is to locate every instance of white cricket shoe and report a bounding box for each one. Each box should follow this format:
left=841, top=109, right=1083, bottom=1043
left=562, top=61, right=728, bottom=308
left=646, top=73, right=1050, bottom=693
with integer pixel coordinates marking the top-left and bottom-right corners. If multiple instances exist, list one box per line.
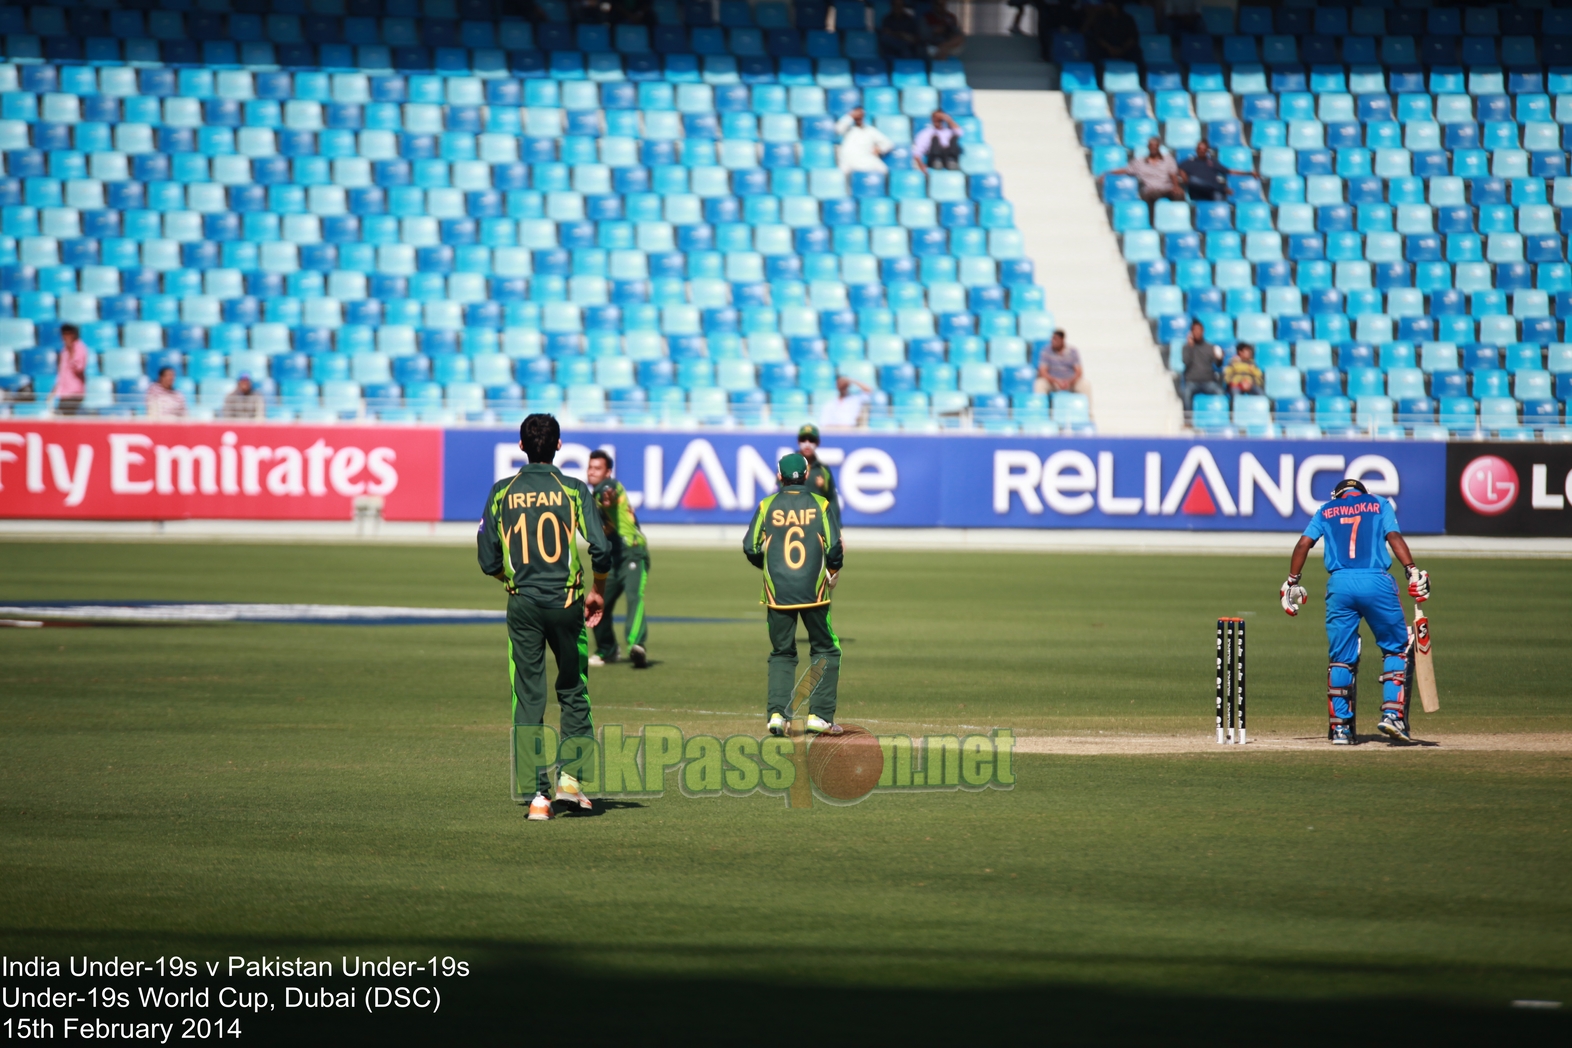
left=629, top=644, right=648, bottom=668
left=527, top=793, right=553, bottom=821
left=805, top=715, right=841, bottom=735
left=556, top=772, right=593, bottom=812
left=589, top=647, right=618, bottom=668
left=767, top=712, right=786, bottom=736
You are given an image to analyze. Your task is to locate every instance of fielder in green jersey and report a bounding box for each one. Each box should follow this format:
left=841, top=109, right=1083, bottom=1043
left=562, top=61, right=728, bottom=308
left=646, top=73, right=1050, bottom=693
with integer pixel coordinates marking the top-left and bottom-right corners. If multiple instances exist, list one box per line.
left=587, top=449, right=651, bottom=669
left=793, top=423, right=838, bottom=509
left=743, top=452, right=845, bottom=736
left=478, top=415, right=614, bottom=820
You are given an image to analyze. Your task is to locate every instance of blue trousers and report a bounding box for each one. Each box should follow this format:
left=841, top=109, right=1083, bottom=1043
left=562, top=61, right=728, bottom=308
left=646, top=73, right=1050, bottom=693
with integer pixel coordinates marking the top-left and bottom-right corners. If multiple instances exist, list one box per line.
left=1324, top=570, right=1411, bottom=725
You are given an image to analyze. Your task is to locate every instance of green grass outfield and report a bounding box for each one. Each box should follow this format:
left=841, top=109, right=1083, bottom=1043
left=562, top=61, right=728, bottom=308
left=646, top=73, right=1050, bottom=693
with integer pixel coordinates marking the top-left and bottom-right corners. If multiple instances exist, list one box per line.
left=2, top=542, right=1570, bottom=1045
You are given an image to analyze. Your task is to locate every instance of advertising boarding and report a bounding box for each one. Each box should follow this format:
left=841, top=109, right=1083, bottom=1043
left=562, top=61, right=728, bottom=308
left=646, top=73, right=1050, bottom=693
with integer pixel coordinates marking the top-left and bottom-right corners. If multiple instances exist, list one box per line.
left=1446, top=442, right=1572, bottom=536
left=442, top=430, right=1448, bottom=534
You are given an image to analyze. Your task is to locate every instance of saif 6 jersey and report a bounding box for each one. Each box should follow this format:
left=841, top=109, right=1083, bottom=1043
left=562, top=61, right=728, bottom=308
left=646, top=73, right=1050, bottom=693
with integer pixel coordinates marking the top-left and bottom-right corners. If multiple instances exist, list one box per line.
left=748, top=491, right=840, bottom=609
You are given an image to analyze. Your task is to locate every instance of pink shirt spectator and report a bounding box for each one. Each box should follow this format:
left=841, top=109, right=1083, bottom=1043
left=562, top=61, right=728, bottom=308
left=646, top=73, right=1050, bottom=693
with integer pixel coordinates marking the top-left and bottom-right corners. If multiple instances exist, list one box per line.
left=55, top=339, right=88, bottom=397
left=146, top=382, right=188, bottom=419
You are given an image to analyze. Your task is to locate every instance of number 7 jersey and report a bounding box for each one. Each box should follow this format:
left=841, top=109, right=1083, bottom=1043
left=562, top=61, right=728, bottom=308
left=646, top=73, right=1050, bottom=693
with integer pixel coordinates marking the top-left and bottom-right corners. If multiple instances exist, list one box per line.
left=742, top=486, right=844, bottom=609
left=1303, top=492, right=1401, bottom=574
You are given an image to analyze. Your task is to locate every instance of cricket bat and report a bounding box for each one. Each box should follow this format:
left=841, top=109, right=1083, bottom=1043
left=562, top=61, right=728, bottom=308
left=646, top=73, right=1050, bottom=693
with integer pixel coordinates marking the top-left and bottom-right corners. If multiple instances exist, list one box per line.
left=784, top=657, right=827, bottom=809
left=1412, top=600, right=1439, bottom=713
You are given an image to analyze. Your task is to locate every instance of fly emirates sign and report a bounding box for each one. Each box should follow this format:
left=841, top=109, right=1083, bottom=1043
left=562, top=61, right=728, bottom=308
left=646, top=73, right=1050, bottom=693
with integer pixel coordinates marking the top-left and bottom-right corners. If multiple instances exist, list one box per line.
left=0, top=423, right=442, bottom=520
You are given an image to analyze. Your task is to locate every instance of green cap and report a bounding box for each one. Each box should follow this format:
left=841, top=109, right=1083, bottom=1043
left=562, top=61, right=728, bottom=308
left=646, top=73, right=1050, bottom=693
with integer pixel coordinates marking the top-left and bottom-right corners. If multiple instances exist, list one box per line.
left=797, top=423, right=820, bottom=443
left=778, top=453, right=809, bottom=484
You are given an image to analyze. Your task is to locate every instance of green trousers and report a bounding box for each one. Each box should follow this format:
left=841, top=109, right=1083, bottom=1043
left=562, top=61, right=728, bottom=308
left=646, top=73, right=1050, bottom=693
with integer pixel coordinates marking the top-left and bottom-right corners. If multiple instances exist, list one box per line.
left=592, top=550, right=649, bottom=656
left=507, top=595, right=592, bottom=794
left=767, top=605, right=841, bottom=721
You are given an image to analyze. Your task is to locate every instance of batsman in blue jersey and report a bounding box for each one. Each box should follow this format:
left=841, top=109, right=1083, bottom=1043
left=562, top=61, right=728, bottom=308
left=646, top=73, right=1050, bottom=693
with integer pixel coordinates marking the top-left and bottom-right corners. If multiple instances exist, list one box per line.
left=1281, top=478, right=1431, bottom=744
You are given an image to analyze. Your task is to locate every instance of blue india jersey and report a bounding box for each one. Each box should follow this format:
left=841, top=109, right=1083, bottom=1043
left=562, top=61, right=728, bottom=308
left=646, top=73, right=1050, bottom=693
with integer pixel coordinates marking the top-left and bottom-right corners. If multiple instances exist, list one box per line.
left=1303, top=493, right=1401, bottom=573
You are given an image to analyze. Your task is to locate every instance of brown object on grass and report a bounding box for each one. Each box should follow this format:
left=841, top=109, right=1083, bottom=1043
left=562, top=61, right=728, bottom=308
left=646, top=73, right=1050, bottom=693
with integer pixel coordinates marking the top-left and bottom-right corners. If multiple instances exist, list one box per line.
left=808, top=725, right=884, bottom=801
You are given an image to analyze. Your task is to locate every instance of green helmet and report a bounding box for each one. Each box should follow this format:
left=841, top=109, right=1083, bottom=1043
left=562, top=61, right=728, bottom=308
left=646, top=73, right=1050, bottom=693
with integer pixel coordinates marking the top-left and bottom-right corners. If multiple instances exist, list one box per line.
left=778, top=453, right=809, bottom=484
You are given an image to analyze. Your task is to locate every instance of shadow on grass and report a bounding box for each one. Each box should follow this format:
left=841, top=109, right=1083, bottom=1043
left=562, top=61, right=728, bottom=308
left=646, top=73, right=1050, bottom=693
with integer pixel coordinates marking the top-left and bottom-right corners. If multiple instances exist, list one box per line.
left=1, top=931, right=1566, bottom=1046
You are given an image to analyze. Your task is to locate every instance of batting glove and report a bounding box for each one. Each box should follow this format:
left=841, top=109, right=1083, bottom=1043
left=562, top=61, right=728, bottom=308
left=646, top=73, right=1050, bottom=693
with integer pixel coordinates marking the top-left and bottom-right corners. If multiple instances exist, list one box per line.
left=1280, top=574, right=1308, bottom=616
left=826, top=570, right=839, bottom=590
left=1406, top=565, right=1430, bottom=601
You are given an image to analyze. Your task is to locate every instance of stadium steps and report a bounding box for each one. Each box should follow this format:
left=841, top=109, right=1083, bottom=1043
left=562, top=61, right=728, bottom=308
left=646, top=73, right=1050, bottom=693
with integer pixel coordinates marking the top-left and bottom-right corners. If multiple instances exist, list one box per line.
left=976, top=90, right=1185, bottom=435
left=961, top=35, right=1056, bottom=92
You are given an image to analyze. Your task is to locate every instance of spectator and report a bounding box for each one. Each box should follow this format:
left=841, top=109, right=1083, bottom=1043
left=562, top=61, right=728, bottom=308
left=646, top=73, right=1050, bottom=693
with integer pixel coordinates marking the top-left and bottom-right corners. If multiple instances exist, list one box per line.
left=1223, top=343, right=1266, bottom=396
left=221, top=373, right=267, bottom=420
left=922, top=0, right=965, bottom=59
left=1098, top=137, right=1184, bottom=203
left=879, top=0, right=924, bottom=58
left=146, top=366, right=188, bottom=419
left=834, top=106, right=894, bottom=174
left=912, top=111, right=963, bottom=172
left=1180, top=321, right=1225, bottom=410
left=820, top=375, right=873, bottom=429
left=54, top=323, right=89, bottom=416
left=1033, top=330, right=1088, bottom=394
left=1178, top=139, right=1253, bottom=201
left=1084, top=0, right=1139, bottom=63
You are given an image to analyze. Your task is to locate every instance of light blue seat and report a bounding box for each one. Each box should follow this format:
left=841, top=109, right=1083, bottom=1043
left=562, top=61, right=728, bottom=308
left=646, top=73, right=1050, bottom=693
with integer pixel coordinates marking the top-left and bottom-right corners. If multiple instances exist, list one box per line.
left=1264, top=366, right=1303, bottom=399
left=1479, top=396, right=1521, bottom=432
left=1191, top=393, right=1231, bottom=432
left=1386, top=367, right=1426, bottom=399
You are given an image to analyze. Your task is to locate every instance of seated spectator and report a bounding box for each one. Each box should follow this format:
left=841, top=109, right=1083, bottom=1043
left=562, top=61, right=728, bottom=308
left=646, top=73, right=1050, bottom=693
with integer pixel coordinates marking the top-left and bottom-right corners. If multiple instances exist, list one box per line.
left=820, top=375, right=873, bottom=429
left=922, top=0, right=965, bottom=59
left=912, top=111, right=963, bottom=172
left=221, top=374, right=267, bottom=420
left=146, top=367, right=188, bottom=419
left=1223, top=343, right=1265, bottom=395
left=1033, top=330, right=1089, bottom=394
left=1098, top=137, right=1184, bottom=203
left=1084, top=0, right=1139, bottom=63
left=1179, top=140, right=1254, bottom=202
left=54, top=323, right=89, bottom=416
left=1180, top=321, right=1225, bottom=410
left=835, top=107, right=895, bottom=174
left=879, top=0, right=924, bottom=58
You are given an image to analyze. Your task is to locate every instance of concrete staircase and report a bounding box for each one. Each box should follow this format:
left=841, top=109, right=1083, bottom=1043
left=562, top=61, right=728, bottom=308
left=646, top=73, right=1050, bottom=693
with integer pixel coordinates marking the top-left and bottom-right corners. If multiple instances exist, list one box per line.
left=974, top=90, right=1186, bottom=436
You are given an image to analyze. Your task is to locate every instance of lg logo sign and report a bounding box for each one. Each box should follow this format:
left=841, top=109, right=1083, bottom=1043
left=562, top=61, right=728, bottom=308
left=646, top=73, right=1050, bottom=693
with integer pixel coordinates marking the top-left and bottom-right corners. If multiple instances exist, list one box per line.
left=1460, top=455, right=1571, bottom=515
left=1459, top=456, right=1518, bottom=515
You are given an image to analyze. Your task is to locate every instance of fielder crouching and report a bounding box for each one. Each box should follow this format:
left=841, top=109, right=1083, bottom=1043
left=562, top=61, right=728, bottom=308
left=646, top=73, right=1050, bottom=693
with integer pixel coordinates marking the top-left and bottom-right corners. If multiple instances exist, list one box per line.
left=1281, top=478, right=1431, bottom=745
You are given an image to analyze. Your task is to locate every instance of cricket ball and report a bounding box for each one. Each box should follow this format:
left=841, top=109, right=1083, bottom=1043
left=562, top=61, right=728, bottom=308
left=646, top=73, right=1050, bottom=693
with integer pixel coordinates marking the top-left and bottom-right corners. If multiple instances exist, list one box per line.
left=807, top=724, right=883, bottom=802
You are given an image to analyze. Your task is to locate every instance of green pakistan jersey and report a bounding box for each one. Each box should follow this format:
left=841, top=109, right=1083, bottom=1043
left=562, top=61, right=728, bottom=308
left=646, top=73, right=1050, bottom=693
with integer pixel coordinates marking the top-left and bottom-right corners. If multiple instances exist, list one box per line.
left=478, top=463, right=614, bottom=606
left=743, top=484, right=844, bottom=610
left=780, top=460, right=837, bottom=505
left=806, top=460, right=836, bottom=503
left=593, top=478, right=647, bottom=561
